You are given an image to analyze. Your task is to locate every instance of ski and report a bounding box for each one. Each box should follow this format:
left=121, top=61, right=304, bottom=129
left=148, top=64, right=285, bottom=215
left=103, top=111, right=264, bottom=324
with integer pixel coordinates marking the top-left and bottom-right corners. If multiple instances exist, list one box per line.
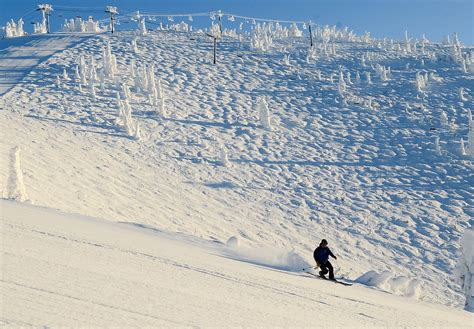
left=303, top=271, right=353, bottom=286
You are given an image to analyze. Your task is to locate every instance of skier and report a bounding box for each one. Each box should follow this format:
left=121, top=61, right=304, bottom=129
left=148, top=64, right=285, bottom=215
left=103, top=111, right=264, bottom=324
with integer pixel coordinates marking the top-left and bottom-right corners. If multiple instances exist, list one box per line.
left=313, top=239, right=337, bottom=280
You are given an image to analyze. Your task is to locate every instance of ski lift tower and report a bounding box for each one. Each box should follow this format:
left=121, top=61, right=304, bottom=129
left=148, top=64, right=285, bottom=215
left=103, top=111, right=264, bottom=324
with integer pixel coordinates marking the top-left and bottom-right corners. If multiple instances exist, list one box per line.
left=217, top=10, right=223, bottom=36
left=105, top=6, right=118, bottom=34
left=37, top=4, right=53, bottom=33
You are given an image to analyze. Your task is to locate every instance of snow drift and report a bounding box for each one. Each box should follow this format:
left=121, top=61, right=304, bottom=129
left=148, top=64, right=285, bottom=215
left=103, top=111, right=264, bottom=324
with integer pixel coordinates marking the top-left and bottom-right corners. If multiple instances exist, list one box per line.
left=356, top=270, right=423, bottom=298
left=224, top=238, right=310, bottom=272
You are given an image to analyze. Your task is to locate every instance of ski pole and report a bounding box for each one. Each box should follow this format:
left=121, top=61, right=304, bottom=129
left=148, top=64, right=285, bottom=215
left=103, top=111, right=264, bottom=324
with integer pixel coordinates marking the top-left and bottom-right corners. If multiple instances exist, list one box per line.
left=334, top=259, right=339, bottom=275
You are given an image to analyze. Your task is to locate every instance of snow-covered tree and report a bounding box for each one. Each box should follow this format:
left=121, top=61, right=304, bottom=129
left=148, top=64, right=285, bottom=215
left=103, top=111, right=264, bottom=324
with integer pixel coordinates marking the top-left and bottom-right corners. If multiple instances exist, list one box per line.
left=416, top=72, right=427, bottom=92
left=87, top=67, right=96, bottom=86
left=78, top=56, right=88, bottom=84
left=116, top=98, right=140, bottom=140
left=459, top=88, right=468, bottom=102
left=365, top=72, right=372, bottom=84
left=375, top=64, right=389, bottom=81
left=4, top=18, right=26, bottom=38
left=134, top=122, right=142, bottom=141
left=435, top=136, right=442, bottom=156
left=7, top=147, right=28, bottom=202
left=338, top=71, right=346, bottom=96
left=257, top=96, right=272, bottom=130
left=17, top=18, right=24, bottom=36
left=307, top=46, right=316, bottom=62
left=468, top=110, right=474, bottom=157
left=139, top=18, right=147, bottom=36
left=62, top=68, right=70, bottom=81
left=74, top=65, right=80, bottom=82
left=131, top=38, right=139, bottom=53
left=440, top=111, right=449, bottom=129
left=33, top=16, right=47, bottom=34
left=455, top=228, right=474, bottom=312
left=147, top=65, right=156, bottom=94
left=452, top=32, right=460, bottom=46
left=115, top=92, right=123, bottom=120
left=361, top=54, right=366, bottom=67
left=129, top=60, right=136, bottom=78
left=460, top=139, right=467, bottom=156
left=90, top=83, right=96, bottom=99
left=250, top=24, right=273, bottom=51
left=346, top=71, right=352, bottom=85
left=442, top=34, right=451, bottom=45
left=157, top=78, right=164, bottom=99
left=330, top=43, right=337, bottom=56
left=102, top=41, right=117, bottom=79
left=289, top=22, right=303, bottom=37
left=120, top=83, right=131, bottom=100
left=220, top=146, right=230, bottom=167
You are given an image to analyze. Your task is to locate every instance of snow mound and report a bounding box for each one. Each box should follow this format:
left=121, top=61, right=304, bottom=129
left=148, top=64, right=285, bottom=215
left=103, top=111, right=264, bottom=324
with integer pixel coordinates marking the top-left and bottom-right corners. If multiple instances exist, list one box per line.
left=226, top=236, right=240, bottom=247
left=356, top=270, right=422, bottom=298
left=226, top=245, right=310, bottom=272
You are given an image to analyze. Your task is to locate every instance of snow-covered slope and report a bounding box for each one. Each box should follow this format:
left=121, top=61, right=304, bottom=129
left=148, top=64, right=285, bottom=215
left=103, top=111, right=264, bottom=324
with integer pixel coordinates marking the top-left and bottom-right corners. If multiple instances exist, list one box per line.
left=2, top=200, right=471, bottom=327
left=0, top=34, right=92, bottom=95
left=0, top=25, right=473, bottom=316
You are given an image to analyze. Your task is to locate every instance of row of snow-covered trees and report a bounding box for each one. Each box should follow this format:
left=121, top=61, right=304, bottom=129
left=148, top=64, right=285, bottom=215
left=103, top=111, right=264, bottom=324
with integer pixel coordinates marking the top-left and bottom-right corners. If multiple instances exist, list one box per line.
left=61, top=17, right=104, bottom=33
left=1, top=15, right=105, bottom=38
left=1, top=18, right=25, bottom=38
left=1, top=17, right=49, bottom=37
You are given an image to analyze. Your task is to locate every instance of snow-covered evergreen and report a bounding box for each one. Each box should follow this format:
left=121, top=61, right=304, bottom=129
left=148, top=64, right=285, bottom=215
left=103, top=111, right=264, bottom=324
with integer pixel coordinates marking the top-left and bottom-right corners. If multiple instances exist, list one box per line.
left=467, top=109, right=474, bottom=157
left=440, top=111, right=449, bottom=129
left=7, top=146, right=28, bottom=202
left=139, top=18, right=147, bottom=36
left=220, top=145, right=230, bottom=167
left=102, top=41, right=117, bottom=79
left=257, top=96, right=272, bottom=130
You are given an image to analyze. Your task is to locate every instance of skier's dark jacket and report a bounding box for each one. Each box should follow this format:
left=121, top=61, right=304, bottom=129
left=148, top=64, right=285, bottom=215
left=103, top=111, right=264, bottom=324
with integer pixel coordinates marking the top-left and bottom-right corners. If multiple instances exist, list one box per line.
left=313, top=246, right=335, bottom=264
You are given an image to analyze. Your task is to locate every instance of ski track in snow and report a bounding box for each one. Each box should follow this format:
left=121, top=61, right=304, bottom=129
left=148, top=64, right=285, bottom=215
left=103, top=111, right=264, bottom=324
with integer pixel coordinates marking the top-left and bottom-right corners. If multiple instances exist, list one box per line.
left=0, top=34, right=93, bottom=96
left=0, top=29, right=473, bottom=311
left=1, top=200, right=471, bottom=327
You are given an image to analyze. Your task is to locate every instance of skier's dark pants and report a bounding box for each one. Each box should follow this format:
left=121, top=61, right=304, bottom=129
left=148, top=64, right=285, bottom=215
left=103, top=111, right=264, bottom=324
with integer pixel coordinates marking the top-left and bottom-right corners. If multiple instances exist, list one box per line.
left=319, top=261, right=334, bottom=279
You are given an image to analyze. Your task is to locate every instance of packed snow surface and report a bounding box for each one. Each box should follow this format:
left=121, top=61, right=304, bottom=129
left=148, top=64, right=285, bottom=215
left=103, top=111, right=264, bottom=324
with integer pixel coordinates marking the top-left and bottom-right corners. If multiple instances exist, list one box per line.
left=0, top=23, right=473, bottom=324
left=1, top=200, right=471, bottom=327
left=0, top=34, right=91, bottom=95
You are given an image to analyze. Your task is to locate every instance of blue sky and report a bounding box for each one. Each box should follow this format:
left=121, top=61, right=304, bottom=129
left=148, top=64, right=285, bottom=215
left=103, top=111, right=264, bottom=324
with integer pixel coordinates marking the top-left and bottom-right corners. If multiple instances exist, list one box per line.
left=2, top=0, right=473, bottom=44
